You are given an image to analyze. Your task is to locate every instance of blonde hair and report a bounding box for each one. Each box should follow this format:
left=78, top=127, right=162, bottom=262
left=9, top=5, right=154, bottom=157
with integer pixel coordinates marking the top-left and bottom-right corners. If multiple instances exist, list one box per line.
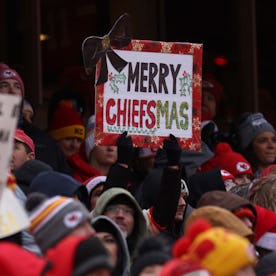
left=249, top=175, right=276, bottom=212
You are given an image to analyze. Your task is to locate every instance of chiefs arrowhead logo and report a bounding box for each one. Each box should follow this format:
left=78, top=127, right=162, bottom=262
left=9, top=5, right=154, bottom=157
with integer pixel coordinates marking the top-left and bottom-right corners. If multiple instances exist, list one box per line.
left=236, top=162, right=250, bottom=172
left=63, top=211, right=83, bottom=228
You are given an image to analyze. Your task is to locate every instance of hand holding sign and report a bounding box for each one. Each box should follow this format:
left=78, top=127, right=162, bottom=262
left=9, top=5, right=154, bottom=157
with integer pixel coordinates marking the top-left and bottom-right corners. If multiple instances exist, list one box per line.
left=163, top=134, right=181, bottom=166
left=117, top=131, right=133, bottom=165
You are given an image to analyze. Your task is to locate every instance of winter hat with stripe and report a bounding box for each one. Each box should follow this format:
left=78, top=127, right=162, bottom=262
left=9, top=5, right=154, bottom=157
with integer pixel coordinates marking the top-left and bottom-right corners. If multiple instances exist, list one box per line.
left=48, top=104, right=85, bottom=141
left=28, top=195, right=90, bottom=253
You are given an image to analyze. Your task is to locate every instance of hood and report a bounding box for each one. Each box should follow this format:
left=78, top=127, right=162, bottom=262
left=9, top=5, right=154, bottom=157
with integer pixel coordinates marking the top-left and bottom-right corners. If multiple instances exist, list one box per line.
left=186, top=168, right=226, bottom=208
left=92, top=215, right=130, bottom=276
left=91, top=188, right=147, bottom=255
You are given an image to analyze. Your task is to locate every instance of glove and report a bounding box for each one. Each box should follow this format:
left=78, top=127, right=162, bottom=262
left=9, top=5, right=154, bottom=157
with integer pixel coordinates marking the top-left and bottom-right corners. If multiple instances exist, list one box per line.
left=163, top=134, right=181, bottom=166
left=116, top=131, right=133, bottom=164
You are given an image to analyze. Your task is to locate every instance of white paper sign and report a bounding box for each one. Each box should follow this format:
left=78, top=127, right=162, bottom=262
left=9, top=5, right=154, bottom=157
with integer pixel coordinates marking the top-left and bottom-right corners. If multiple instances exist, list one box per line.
left=0, top=187, right=30, bottom=238
left=0, top=94, right=21, bottom=200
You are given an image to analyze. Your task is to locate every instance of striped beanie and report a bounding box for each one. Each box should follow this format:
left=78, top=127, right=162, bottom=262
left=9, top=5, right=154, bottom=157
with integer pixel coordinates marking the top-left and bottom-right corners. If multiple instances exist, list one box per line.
left=48, top=104, right=85, bottom=141
left=28, top=196, right=90, bottom=253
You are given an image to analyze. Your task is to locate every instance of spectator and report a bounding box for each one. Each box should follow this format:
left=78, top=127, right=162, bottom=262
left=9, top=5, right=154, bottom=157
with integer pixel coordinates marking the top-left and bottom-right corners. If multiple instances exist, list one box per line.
left=0, top=63, right=24, bottom=96
left=91, top=187, right=147, bottom=256
left=131, top=236, right=171, bottom=276
left=22, top=98, right=34, bottom=123
left=237, top=112, right=276, bottom=178
left=84, top=175, right=106, bottom=211
left=92, top=215, right=130, bottom=276
left=46, top=235, right=113, bottom=275
left=248, top=174, right=276, bottom=212
left=10, top=129, right=35, bottom=172
left=13, top=159, right=53, bottom=195
left=67, top=115, right=117, bottom=182
left=29, top=171, right=89, bottom=209
left=0, top=63, right=71, bottom=174
left=201, top=142, right=254, bottom=185
left=26, top=194, right=95, bottom=254
left=48, top=104, right=85, bottom=158
left=173, top=219, right=257, bottom=276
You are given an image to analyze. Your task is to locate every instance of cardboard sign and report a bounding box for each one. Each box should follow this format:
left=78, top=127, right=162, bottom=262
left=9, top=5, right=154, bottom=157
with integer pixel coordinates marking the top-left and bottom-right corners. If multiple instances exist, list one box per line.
left=0, top=187, right=30, bottom=238
left=94, top=40, right=202, bottom=150
left=0, top=94, right=21, bottom=200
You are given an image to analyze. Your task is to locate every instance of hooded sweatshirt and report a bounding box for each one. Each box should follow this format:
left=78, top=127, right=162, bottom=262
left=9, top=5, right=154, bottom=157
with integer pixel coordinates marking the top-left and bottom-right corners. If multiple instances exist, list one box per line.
left=91, top=188, right=148, bottom=256
left=92, top=215, right=131, bottom=276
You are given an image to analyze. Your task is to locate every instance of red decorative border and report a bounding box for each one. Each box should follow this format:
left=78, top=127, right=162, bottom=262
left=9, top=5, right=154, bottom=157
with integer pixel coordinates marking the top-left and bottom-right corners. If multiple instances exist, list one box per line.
left=95, top=39, right=202, bottom=150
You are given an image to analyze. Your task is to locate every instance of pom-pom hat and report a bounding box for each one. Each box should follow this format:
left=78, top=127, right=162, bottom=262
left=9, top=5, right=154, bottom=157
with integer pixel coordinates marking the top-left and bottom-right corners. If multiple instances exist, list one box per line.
left=48, top=104, right=85, bottom=141
left=203, top=142, right=253, bottom=178
left=173, top=219, right=257, bottom=276
left=28, top=195, right=91, bottom=253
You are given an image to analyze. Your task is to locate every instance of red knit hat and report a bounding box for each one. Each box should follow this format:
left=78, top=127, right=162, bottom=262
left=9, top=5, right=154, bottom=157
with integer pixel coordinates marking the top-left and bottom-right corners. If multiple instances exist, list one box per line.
left=254, top=205, right=276, bottom=250
left=14, top=129, right=35, bottom=153
left=48, top=104, right=85, bottom=141
left=202, top=142, right=253, bottom=178
left=0, top=63, right=25, bottom=96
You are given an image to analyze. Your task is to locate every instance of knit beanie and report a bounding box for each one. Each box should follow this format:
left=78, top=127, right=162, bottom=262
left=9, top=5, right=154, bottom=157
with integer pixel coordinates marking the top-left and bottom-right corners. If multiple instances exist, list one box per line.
left=238, top=112, right=276, bottom=150
left=84, top=175, right=106, bottom=195
left=184, top=205, right=254, bottom=240
left=14, top=129, right=35, bottom=153
left=85, top=114, right=96, bottom=159
left=45, top=235, right=113, bottom=275
left=0, top=63, right=25, bottom=95
left=202, top=142, right=253, bottom=178
left=220, top=169, right=235, bottom=182
left=173, top=219, right=257, bottom=276
left=28, top=195, right=91, bottom=253
left=131, top=236, right=171, bottom=276
left=48, top=104, right=85, bottom=141
left=73, top=236, right=113, bottom=275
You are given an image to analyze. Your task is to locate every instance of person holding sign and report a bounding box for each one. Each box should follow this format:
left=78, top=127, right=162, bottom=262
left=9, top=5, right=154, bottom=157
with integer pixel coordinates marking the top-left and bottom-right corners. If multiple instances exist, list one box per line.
left=0, top=63, right=71, bottom=175
left=92, top=132, right=182, bottom=257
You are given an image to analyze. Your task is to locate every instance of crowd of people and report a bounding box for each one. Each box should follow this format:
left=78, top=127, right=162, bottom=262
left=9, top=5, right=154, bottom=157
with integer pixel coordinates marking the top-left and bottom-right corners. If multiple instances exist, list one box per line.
left=1, top=60, right=276, bottom=276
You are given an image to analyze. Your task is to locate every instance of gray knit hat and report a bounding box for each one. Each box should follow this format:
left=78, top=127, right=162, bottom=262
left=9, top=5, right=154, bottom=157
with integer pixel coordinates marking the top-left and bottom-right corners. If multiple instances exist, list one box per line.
left=238, top=112, right=276, bottom=150
left=28, top=196, right=91, bottom=253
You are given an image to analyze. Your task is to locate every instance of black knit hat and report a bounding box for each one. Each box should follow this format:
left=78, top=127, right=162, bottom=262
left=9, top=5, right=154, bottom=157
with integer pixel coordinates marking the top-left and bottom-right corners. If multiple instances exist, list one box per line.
left=73, top=236, right=113, bottom=276
left=131, top=236, right=171, bottom=276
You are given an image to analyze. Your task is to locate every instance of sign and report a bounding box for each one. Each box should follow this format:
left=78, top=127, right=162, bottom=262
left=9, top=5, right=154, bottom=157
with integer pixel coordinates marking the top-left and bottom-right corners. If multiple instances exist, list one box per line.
left=95, top=40, right=202, bottom=149
left=0, top=94, right=21, bottom=200
left=0, top=187, right=30, bottom=238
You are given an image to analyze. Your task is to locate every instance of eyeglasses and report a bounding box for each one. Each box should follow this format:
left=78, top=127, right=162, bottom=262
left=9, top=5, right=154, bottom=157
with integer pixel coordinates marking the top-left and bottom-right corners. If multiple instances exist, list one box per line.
left=105, top=204, right=134, bottom=216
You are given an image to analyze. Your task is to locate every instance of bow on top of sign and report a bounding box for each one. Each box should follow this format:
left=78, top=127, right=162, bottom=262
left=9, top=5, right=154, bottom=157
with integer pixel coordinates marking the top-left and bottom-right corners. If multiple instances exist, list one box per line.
left=82, top=13, right=132, bottom=85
